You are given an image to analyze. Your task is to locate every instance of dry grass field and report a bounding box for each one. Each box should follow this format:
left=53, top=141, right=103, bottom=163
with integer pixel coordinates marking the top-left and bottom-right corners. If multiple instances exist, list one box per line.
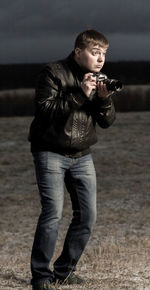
left=0, top=112, right=150, bottom=290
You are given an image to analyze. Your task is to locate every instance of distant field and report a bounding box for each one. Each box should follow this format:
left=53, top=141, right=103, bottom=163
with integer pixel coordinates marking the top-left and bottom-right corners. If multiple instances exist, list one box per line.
left=0, top=85, right=150, bottom=116
left=113, top=85, right=150, bottom=111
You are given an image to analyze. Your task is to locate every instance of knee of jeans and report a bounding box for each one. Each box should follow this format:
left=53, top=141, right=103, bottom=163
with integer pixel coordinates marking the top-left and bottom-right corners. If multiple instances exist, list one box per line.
left=41, top=203, right=63, bottom=225
left=82, top=208, right=97, bottom=230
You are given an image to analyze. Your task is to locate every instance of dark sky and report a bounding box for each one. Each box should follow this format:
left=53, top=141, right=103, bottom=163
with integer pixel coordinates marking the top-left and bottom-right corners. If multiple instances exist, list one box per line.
left=1, top=0, right=150, bottom=63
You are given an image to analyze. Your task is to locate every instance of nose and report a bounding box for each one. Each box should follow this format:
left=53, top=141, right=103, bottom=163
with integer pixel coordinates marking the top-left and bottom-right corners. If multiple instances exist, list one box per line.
left=97, top=54, right=103, bottom=62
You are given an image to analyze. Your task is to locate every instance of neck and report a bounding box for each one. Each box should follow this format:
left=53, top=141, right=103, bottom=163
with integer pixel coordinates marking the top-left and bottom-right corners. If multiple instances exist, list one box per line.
left=73, top=54, right=81, bottom=67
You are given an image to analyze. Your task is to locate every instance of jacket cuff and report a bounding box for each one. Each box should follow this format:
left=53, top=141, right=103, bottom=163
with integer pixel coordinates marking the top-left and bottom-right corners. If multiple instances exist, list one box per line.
left=95, top=95, right=113, bottom=109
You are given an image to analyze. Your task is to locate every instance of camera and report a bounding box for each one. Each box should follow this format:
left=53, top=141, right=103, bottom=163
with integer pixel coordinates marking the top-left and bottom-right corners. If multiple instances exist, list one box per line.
left=93, top=73, right=123, bottom=92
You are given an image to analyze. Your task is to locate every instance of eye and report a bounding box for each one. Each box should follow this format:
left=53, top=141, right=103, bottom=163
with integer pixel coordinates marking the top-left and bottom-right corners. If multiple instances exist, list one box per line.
left=92, top=50, right=99, bottom=56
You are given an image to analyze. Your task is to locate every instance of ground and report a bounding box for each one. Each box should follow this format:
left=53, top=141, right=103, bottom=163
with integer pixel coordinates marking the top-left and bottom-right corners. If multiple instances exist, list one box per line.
left=0, top=112, right=150, bottom=290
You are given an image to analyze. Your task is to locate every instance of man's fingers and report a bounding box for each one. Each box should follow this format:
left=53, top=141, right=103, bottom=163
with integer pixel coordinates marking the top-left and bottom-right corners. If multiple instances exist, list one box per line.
left=84, top=73, right=96, bottom=82
left=98, top=82, right=108, bottom=92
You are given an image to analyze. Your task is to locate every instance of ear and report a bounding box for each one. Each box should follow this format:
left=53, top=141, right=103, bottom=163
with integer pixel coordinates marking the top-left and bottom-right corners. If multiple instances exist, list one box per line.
left=74, top=47, right=81, bottom=57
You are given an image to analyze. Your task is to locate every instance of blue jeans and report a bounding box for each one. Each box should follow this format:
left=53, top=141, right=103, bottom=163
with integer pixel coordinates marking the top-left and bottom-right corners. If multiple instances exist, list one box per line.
left=31, top=151, right=97, bottom=285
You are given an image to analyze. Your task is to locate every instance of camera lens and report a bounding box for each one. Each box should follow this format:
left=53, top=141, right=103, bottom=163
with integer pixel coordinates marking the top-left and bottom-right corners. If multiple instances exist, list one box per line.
left=106, top=80, right=122, bottom=92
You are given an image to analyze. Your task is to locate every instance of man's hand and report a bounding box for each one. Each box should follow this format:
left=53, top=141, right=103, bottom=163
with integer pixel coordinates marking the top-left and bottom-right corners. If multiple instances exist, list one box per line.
left=81, top=73, right=112, bottom=99
left=81, top=73, right=97, bottom=98
left=97, top=82, right=112, bottom=99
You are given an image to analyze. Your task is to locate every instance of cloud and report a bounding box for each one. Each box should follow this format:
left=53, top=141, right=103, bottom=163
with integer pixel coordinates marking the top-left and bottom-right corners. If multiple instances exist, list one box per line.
left=1, top=0, right=150, bottom=36
left=0, top=0, right=150, bottom=63
left=107, top=33, right=150, bottom=61
left=1, top=32, right=150, bottom=63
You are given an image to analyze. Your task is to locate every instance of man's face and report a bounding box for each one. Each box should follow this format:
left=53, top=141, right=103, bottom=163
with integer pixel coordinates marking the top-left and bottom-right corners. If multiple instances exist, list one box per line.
left=75, top=44, right=107, bottom=72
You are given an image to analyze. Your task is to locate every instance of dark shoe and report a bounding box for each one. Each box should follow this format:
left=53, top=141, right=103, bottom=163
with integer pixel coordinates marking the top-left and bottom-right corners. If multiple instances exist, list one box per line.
left=32, top=280, right=54, bottom=290
left=55, top=273, right=84, bottom=285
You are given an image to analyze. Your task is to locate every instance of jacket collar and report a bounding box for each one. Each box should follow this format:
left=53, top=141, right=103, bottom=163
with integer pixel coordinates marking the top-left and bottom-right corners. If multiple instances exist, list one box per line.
left=66, top=51, right=86, bottom=82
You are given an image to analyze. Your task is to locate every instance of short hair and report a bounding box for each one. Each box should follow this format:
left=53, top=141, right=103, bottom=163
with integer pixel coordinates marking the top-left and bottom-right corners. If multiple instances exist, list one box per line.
left=74, top=29, right=109, bottom=50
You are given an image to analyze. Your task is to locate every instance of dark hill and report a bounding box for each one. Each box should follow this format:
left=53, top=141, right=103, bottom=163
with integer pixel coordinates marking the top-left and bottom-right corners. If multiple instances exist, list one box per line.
left=0, top=61, right=150, bottom=90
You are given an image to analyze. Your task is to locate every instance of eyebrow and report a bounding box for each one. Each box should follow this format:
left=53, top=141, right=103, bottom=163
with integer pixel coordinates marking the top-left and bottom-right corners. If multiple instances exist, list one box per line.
left=91, top=48, right=107, bottom=52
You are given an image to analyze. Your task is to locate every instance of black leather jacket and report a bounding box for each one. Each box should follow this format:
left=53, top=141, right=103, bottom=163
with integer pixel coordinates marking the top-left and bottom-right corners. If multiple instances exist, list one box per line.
left=29, top=53, right=116, bottom=157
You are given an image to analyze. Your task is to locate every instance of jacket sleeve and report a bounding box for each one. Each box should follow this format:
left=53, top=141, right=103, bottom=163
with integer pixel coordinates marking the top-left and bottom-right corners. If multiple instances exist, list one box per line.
left=35, top=66, right=88, bottom=121
left=91, top=94, right=116, bottom=128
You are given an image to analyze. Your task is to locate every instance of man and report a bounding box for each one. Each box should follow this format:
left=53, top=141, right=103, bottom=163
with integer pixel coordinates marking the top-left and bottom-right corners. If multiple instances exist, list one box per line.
left=28, top=29, right=116, bottom=290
